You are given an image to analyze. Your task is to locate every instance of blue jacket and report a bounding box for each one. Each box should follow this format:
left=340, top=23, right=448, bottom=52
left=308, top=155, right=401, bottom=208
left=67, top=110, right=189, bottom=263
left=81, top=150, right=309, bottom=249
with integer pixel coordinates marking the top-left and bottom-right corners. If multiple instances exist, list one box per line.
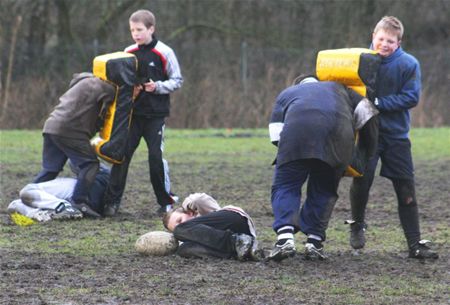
left=375, top=47, right=421, bottom=139
left=269, top=82, right=378, bottom=172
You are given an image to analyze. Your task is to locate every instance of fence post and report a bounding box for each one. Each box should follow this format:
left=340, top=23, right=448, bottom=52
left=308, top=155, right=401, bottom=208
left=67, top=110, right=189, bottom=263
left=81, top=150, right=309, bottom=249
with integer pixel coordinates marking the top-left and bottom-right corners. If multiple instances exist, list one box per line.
left=241, top=40, right=248, bottom=94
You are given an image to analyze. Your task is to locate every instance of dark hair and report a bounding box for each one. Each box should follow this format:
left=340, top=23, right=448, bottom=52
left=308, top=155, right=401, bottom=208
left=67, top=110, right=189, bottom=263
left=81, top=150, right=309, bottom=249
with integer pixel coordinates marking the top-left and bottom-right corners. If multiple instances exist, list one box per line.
left=292, top=74, right=317, bottom=85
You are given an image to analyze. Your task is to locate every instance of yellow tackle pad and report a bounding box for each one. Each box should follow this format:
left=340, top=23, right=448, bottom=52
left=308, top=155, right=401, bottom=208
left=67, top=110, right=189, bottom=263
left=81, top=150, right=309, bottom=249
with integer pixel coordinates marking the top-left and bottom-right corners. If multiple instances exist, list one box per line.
left=316, top=48, right=381, bottom=177
left=316, top=48, right=380, bottom=100
left=92, top=52, right=137, bottom=164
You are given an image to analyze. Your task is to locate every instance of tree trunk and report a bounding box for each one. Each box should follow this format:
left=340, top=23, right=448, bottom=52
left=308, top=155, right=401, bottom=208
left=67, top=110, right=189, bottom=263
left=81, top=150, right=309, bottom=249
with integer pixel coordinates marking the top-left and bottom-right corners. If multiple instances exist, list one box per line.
left=1, top=15, right=22, bottom=121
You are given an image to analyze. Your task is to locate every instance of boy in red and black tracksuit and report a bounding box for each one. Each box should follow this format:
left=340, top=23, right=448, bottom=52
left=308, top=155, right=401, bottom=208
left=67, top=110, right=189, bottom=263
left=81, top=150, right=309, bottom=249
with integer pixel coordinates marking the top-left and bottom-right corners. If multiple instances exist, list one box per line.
left=103, top=9, right=183, bottom=216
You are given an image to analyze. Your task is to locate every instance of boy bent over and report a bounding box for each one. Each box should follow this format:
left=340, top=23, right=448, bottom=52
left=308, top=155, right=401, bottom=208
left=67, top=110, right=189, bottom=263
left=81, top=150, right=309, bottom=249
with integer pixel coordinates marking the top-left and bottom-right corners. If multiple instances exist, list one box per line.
left=34, top=73, right=116, bottom=218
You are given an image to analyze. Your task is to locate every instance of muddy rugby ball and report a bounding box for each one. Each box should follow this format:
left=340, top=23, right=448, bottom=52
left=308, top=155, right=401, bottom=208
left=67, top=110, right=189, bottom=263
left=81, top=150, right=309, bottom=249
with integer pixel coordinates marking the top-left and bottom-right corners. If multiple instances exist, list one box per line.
left=135, top=231, right=178, bottom=256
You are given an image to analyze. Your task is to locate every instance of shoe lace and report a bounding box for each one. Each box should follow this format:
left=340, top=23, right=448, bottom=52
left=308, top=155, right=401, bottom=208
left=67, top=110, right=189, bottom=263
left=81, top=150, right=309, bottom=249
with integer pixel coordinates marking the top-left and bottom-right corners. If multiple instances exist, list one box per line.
left=276, top=239, right=295, bottom=249
left=305, top=243, right=320, bottom=251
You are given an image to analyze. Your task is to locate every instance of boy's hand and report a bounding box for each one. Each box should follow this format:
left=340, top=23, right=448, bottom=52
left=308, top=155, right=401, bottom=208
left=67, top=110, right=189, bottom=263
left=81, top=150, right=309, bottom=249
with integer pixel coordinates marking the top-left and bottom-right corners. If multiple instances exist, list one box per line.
left=183, top=206, right=197, bottom=216
left=143, top=80, right=156, bottom=93
left=133, top=85, right=142, bottom=99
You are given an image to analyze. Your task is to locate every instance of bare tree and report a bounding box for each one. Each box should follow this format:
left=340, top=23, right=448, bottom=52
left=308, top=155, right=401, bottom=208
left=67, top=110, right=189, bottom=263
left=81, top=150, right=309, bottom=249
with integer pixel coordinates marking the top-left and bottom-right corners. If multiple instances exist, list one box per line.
left=0, top=0, right=449, bottom=128
left=1, top=15, right=22, bottom=122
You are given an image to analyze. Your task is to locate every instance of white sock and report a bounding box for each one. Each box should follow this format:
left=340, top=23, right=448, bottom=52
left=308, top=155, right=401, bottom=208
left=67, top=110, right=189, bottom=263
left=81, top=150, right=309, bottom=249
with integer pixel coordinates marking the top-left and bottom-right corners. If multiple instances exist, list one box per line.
left=307, top=234, right=322, bottom=241
left=277, top=225, right=294, bottom=241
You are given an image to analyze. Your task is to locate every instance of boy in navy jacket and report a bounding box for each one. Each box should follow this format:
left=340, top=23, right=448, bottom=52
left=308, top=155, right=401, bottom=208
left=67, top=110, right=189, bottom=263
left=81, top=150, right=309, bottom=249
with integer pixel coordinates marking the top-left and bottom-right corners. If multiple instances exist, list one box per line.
left=268, top=76, right=378, bottom=261
left=348, top=16, right=438, bottom=259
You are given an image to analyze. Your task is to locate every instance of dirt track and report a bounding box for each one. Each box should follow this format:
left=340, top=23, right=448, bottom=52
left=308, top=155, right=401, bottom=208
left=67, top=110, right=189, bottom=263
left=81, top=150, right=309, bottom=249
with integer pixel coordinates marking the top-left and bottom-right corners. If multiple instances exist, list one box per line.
left=1, top=159, right=448, bottom=305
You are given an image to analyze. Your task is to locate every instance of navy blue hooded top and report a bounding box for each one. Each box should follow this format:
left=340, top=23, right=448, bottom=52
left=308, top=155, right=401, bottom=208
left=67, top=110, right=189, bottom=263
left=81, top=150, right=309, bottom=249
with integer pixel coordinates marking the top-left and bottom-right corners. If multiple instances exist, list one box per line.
left=374, top=47, right=421, bottom=139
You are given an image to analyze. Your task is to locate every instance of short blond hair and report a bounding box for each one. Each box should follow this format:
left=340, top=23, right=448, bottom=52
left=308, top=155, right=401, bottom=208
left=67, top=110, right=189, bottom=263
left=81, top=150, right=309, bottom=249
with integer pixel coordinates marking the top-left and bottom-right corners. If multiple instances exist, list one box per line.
left=373, top=16, right=404, bottom=41
left=162, top=207, right=184, bottom=231
left=130, top=9, right=156, bottom=28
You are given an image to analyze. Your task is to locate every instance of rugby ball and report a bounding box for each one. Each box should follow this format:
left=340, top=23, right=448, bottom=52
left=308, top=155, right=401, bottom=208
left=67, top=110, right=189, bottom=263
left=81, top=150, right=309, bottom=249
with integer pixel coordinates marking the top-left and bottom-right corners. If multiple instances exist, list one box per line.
left=135, top=231, right=178, bottom=256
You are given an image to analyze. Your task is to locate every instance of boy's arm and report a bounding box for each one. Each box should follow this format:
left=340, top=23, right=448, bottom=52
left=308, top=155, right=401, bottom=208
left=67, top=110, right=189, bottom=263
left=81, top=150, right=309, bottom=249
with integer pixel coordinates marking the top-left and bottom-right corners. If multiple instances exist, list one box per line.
left=375, top=61, right=421, bottom=112
left=95, top=81, right=118, bottom=131
left=181, top=193, right=221, bottom=215
left=348, top=114, right=379, bottom=178
left=358, top=114, right=379, bottom=160
left=154, top=48, right=183, bottom=94
left=353, top=98, right=379, bottom=130
left=268, top=94, right=286, bottom=147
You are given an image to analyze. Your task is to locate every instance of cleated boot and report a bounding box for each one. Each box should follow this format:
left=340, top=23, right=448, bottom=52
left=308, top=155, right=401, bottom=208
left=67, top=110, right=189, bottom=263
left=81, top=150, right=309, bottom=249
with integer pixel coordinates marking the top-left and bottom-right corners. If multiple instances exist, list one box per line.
left=346, top=220, right=367, bottom=250
left=103, top=203, right=119, bottom=217
left=71, top=202, right=101, bottom=218
left=32, top=210, right=54, bottom=222
left=232, top=233, right=254, bottom=261
left=409, top=240, right=439, bottom=259
left=268, top=239, right=296, bottom=261
left=304, top=242, right=327, bottom=260
left=52, top=202, right=83, bottom=220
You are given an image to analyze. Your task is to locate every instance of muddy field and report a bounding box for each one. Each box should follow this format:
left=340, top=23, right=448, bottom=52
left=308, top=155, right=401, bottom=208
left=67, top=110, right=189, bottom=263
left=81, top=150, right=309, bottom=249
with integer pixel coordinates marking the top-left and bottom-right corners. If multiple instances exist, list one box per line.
left=1, top=141, right=448, bottom=304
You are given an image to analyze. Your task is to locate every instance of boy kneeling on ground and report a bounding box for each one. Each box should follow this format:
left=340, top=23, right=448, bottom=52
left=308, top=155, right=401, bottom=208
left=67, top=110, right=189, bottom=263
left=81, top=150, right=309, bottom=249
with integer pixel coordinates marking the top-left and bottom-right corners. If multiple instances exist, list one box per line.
left=163, top=193, right=260, bottom=261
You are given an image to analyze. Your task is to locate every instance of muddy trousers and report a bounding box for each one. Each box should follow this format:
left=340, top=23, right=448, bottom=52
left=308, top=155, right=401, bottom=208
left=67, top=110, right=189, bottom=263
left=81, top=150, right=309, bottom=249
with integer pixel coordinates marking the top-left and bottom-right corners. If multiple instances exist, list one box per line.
left=350, top=175, right=421, bottom=248
left=173, top=210, right=251, bottom=259
left=103, top=116, right=173, bottom=208
left=271, top=159, right=341, bottom=241
left=34, top=134, right=99, bottom=205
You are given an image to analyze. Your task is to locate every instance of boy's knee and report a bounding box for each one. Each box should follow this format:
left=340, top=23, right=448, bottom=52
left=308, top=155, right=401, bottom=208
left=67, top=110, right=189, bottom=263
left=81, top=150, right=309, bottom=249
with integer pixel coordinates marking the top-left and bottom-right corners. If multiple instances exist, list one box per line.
left=33, top=171, right=59, bottom=183
left=393, top=179, right=416, bottom=206
left=19, top=184, right=40, bottom=204
left=79, top=160, right=99, bottom=172
left=398, top=195, right=416, bottom=207
left=350, top=177, right=371, bottom=194
left=148, top=152, right=162, bottom=164
left=148, top=147, right=162, bottom=158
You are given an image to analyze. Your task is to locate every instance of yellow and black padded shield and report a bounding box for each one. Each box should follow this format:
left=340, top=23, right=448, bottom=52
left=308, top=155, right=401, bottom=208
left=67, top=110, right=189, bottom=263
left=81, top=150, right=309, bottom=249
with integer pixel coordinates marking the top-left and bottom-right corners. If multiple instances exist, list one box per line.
left=92, top=52, right=137, bottom=164
left=316, top=48, right=381, bottom=102
left=344, top=131, right=363, bottom=177
left=316, top=48, right=381, bottom=177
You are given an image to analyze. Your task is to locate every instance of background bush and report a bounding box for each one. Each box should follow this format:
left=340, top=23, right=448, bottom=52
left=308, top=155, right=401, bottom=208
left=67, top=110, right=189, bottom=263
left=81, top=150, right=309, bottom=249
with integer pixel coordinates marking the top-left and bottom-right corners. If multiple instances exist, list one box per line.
left=1, top=0, right=449, bottom=129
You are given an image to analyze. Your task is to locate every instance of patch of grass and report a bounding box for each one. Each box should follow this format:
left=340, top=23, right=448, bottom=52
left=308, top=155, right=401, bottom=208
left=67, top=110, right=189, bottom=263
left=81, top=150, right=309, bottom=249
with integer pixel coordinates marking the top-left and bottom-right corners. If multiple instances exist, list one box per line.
left=336, top=295, right=366, bottom=305
left=410, top=128, right=450, bottom=160
left=107, top=287, right=130, bottom=299
left=1, top=128, right=447, bottom=168
left=377, top=275, right=448, bottom=297
left=278, top=274, right=297, bottom=285
left=0, top=130, right=44, bottom=164
left=2, top=219, right=158, bottom=256
left=42, top=286, right=93, bottom=298
left=255, top=226, right=276, bottom=244
left=158, top=286, right=173, bottom=296
left=326, top=219, right=449, bottom=255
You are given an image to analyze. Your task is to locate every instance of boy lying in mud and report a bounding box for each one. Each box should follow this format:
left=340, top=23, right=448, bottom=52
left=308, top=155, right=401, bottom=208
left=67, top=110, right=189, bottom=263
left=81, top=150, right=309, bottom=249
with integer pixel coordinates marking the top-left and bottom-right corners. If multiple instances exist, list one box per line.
left=162, top=193, right=260, bottom=261
left=7, top=163, right=110, bottom=222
